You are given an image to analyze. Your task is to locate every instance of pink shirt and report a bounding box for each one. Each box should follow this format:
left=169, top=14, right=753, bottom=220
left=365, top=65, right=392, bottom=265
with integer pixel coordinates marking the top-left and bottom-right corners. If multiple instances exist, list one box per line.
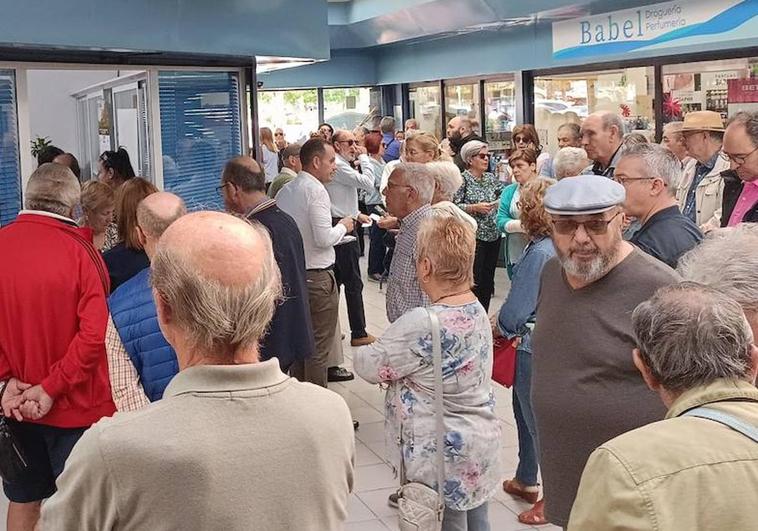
left=728, top=180, right=758, bottom=226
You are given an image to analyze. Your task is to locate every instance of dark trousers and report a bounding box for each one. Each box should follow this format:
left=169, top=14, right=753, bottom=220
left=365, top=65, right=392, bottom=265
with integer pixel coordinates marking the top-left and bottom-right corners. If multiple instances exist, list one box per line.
left=367, top=204, right=387, bottom=275
left=472, top=237, right=501, bottom=312
left=332, top=219, right=368, bottom=338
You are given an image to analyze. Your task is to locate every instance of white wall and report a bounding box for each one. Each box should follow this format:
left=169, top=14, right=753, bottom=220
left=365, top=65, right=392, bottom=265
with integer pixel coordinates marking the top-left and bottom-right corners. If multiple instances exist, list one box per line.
left=25, top=69, right=135, bottom=159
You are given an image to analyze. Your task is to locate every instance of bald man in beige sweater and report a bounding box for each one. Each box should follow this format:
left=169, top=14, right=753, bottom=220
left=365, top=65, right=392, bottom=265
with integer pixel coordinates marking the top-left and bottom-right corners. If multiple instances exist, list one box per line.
left=41, top=212, right=355, bottom=531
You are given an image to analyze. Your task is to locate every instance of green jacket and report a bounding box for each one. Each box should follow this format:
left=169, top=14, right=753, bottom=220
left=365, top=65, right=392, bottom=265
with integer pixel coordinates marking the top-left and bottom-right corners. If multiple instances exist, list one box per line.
left=568, top=378, right=758, bottom=530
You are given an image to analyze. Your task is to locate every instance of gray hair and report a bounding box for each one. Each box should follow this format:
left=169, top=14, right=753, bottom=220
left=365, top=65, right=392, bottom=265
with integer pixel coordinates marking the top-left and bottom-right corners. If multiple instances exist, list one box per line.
left=633, top=282, right=755, bottom=392
left=620, top=143, right=682, bottom=191
left=557, top=122, right=581, bottom=141
left=427, top=161, right=463, bottom=200
left=622, top=132, right=649, bottom=148
left=727, top=111, right=758, bottom=147
left=151, top=219, right=283, bottom=356
left=460, top=140, right=488, bottom=165
left=380, top=116, right=396, bottom=134
left=24, top=163, right=80, bottom=217
left=601, top=112, right=627, bottom=136
left=393, top=162, right=435, bottom=204
left=678, top=224, right=758, bottom=315
left=553, top=147, right=589, bottom=179
left=137, top=195, right=187, bottom=239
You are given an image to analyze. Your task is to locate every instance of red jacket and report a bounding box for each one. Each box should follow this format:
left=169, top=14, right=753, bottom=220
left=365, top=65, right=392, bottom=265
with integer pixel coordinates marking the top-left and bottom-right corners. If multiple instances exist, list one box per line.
left=0, top=213, right=116, bottom=428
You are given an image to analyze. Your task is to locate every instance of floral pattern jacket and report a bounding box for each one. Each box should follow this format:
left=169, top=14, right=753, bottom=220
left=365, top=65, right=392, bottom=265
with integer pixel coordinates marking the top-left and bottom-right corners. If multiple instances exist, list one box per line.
left=354, top=302, right=502, bottom=511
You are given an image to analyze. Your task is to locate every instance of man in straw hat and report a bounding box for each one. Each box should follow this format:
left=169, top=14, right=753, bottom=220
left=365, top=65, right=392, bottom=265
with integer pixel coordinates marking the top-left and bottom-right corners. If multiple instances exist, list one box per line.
left=528, top=175, right=680, bottom=528
left=676, top=110, right=729, bottom=232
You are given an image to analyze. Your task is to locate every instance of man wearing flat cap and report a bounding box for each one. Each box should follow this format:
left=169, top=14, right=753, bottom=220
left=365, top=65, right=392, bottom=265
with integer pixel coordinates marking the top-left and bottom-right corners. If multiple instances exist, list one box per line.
left=529, top=175, right=680, bottom=528
left=675, top=111, right=729, bottom=232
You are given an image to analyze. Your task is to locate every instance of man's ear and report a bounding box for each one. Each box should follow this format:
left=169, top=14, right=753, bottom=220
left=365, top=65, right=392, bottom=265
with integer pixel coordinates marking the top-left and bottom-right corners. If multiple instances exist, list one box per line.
left=136, top=225, right=148, bottom=249
left=633, top=348, right=660, bottom=392
left=153, top=288, right=172, bottom=326
left=748, top=344, right=758, bottom=385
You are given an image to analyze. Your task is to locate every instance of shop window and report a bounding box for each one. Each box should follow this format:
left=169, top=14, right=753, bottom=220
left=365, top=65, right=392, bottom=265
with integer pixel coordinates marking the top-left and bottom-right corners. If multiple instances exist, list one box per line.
left=409, top=84, right=442, bottom=140
left=534, top=67, right=655, bottom=155
left=258, top=89, right=318, bottom=144
left=0, top=70, right=21, bottom=226
left=159, top=71, right=242, bottom=211
left=484, top=79, right=516, bottom=151
left=662, top=57, right=758, bottom=124
left=444, top=83, right=481, bottom=135
left=323, top=87, right=373, bottom=131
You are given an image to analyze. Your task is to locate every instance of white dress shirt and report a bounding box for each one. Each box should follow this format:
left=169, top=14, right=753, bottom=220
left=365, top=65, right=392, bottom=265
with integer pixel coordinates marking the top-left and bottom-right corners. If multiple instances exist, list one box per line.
left=277, top=171, right=347, bottom=270
left=326, top=154, right=375, bottom=218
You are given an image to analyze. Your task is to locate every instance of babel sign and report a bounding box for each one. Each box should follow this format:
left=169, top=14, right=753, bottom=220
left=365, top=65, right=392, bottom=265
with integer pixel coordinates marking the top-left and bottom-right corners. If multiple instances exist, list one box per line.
left=552, top=0, right=758, bottom=60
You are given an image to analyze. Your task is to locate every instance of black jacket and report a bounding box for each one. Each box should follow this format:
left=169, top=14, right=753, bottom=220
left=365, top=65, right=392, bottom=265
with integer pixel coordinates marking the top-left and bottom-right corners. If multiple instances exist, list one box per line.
left=720, top=170, right=758, bottom=227
left=452, top=132, right=486, bottom=172
left=630, top=206, right=703, bottom=269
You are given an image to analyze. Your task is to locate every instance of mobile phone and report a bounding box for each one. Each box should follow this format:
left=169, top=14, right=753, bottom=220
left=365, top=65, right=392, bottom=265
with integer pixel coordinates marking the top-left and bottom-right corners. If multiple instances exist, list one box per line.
left=374, top=205, right=387, bottom=216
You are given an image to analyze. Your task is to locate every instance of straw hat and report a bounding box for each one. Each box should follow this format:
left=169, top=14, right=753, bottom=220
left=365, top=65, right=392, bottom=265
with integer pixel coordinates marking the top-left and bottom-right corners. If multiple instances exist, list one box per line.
left=681, top=111, right=725, bottom=132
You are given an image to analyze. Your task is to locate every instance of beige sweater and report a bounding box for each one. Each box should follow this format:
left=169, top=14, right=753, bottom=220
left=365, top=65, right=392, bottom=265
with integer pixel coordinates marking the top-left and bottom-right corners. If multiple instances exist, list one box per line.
left=41, top=360, right=355, bottom=531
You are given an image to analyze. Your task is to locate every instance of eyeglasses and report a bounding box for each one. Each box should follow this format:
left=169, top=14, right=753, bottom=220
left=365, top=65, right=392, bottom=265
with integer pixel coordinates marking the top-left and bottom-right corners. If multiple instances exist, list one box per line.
left=475, top=153, right=490, bottom=160
left=336, top=139, right=358, bottom=146
left=551, top=211, right=622, bottom=236
left=216, top=182, right=232, bottom=193
left=720, top=145, right=758, bottom=166
left=385, top=181, right=411, bottom=191
left=613, top=176, right=656, bottom=185
left=514, top=136, right=531, bottom=143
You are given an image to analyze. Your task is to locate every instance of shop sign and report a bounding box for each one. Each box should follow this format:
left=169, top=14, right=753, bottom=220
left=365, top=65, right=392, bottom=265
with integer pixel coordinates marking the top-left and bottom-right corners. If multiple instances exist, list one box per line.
left=553, top=0, right=758, bottom=60
left=701, top=71, right=743, bottom=89
left=728, top=79, right=758, bottom=104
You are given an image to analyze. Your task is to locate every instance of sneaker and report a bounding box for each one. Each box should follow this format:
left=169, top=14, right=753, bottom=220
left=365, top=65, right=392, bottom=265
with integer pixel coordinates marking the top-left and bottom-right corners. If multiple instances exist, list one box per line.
left=367, top=273, right=383, bottom=283
left=388, top=491, right=400, bottom=508
left=327, top=366, right=355, bottom=382
left=353, top=420, right=360, bottom=430
left=350, top=334, right=376, bottom=347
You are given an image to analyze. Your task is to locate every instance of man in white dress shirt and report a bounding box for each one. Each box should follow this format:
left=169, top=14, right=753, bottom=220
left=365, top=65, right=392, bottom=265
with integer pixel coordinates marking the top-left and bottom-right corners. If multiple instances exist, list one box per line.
left=327, top=130, right=376, bottom=369
left=277, top=138, right=354, bottom=388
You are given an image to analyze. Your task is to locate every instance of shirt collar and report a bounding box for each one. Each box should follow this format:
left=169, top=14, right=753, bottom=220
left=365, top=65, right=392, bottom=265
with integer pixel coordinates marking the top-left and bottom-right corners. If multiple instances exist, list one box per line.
left=19, top=209, right=78, bottom=226
left=642, top=205, right=680, bottom=226
left=593, top=143, right=624, bottom=174
left=700, top=150, right=721, bottom=171
left=400, top=204, right=432, bottom=228
left=246, top=198, right=277, bottom=217
left=300, top=170, right=323, bottom=187
left=163, top=359, right=289, bottom=398
left=281, top=167, right=297, bottom=177
left=666, top=378, right=758, bottom=419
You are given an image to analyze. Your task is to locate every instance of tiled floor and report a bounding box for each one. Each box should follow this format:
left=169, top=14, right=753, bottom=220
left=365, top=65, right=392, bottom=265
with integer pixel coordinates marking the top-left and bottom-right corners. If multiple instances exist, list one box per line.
left=338, top=255, right=561, bottom=531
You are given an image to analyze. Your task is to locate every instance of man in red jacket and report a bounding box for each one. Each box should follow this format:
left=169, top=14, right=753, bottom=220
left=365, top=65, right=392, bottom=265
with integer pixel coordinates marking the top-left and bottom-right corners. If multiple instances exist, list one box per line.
left=0, top=163, right=115, bottom=531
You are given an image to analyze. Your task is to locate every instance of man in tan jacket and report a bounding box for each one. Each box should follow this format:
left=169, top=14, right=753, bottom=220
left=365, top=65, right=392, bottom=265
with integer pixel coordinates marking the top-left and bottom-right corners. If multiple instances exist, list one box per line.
left=569, top=282, right=758, bottom=531
left=41, top=211, right=355, bottom=531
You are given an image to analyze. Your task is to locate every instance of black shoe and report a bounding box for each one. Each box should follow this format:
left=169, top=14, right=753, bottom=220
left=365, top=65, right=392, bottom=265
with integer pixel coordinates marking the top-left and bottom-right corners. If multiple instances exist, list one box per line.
left=388, top=491, right=400, bottom=508
left=328, top=366, right=355, bottom=382
left=353, top=420, right=360, bottom=430
left=367, top=273, right=383, bottom=283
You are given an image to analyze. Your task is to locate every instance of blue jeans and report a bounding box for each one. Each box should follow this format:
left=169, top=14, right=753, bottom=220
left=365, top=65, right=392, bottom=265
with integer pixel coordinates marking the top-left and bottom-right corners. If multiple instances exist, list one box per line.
left=442, top=501, right=490, bottom=531
left=513, top=349, right=539, bottom=486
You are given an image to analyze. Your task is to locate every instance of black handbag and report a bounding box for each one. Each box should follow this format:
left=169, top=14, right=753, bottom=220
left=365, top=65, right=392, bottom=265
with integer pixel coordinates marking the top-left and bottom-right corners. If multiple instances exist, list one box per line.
left=0, top=384, right=28, bottom=483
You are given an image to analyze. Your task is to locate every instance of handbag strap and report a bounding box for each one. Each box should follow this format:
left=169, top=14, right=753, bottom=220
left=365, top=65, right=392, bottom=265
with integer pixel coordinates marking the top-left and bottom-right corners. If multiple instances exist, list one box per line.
left=427, top=308, right=446, bottom=505
left=682, top=407, right=758, bottom=443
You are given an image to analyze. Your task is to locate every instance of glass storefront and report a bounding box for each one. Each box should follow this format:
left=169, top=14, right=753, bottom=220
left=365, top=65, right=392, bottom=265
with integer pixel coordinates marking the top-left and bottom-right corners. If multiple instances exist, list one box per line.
left=258, top=89, right=318, bottom=144
left=444, top=82, right=480, bottom=134
left=323, top=87, right=373, bottom=131
left=409, top=83, right=442, bottom=139
left=662, top=57, right=758, bottom=124
left=483, top=78, right=516, bottom=152
left=534, top=67, right=655, bottom=155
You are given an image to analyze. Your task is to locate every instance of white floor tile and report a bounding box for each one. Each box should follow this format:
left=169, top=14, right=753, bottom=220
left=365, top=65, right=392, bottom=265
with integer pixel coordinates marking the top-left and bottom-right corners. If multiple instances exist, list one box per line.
left=356, top=487, right=399, bottom=519
left=353, top=463, right=399, bottom=493
left=344, top=519, right=391, bottom=531
left=355, top=441, right=384, bottom=467
left=346, top=493, right=377, bottom=523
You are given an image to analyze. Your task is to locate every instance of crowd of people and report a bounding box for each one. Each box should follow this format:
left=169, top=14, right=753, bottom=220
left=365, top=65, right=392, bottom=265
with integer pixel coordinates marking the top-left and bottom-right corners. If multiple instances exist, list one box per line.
left=0, top=105, right=756, bottom=530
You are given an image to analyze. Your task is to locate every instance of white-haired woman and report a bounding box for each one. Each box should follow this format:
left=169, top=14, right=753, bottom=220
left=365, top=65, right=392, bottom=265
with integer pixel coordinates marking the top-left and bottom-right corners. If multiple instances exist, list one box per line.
left=427, top=160, right=477, bottom=230
left=453, top=140, right=504, bottom=311
left=552, top=146, right=590, bottom=180
left=355, top=216, right=501, bottom=531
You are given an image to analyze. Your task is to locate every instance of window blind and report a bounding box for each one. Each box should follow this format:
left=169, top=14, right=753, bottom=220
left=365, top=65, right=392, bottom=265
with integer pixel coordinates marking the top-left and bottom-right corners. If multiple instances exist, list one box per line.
left=0, top=71, right=21, bottom=226
left=158, top=71, right=242, bottom=211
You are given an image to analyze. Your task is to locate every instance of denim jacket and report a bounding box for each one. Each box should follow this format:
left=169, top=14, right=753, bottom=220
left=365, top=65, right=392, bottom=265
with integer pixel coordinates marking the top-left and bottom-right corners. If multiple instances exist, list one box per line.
left=497, top=236, right=556, bottom=353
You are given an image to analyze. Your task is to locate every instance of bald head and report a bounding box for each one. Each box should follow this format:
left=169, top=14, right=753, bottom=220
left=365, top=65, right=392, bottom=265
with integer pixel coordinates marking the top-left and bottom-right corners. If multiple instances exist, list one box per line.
left=151, top=211, right=282, bottom=362
left=136, top=192, right=186, bottom=259
left=222, top=156, right=265, bottom=194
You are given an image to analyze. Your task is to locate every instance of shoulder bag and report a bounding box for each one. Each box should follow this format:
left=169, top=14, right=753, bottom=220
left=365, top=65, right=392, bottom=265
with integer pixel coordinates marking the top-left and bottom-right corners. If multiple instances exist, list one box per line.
left=0, top=383, right=29, bottom=482
left=397, top=308, right=446, bottom=531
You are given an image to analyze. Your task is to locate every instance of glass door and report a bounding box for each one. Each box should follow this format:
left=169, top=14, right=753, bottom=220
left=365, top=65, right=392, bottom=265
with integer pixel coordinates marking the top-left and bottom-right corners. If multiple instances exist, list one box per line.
left=408, top=83, right=442, bottom=139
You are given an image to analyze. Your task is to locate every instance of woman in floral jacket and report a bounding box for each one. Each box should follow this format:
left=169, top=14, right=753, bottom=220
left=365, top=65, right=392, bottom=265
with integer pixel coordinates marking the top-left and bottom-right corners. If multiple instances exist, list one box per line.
left=355, top=216, right=501, bottom=531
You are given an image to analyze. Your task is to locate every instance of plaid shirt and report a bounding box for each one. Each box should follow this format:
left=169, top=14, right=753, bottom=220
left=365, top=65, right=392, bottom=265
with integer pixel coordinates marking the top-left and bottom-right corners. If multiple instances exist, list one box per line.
left=386, top=204, right=432, bottom=323
left=105, top=316, right=150, bottom=412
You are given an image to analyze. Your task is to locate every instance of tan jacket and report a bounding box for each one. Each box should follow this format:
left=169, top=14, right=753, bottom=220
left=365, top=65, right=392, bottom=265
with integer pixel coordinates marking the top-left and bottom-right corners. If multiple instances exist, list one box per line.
left=568, top=379, right=758, bottom=531
left=41, top=360, right=356, bottom=531
left=675, top=154, right=729, bottom=232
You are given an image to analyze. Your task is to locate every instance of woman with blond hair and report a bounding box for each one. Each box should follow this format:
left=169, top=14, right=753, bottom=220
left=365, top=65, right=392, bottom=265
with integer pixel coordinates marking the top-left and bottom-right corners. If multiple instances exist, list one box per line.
left=79, top=180, right=118, bottom=251
left=102, top=177, right=158, bottom=292
left=355, top=216, right=501, bottom=531
left=259, top=127, right=279, bottom=186
left=495, top=177, right=556, bottom=527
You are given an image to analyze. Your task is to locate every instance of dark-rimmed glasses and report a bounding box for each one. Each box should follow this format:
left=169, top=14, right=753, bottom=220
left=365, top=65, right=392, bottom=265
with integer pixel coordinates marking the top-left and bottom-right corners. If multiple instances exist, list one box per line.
left=720, top=145, right=758, bottom=166
left=551, top=211, right=622, bottom=236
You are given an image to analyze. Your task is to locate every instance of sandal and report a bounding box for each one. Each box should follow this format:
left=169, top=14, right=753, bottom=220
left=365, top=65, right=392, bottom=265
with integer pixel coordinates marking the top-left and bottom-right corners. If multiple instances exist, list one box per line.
left=502, top=478, right=540, bottom=505
left=518, top=499, right=548, bottom=526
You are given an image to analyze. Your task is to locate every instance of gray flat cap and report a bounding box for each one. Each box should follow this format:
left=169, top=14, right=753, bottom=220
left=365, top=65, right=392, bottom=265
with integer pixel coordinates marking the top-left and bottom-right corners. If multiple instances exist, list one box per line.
left=543, top=174, right=625, bottom=215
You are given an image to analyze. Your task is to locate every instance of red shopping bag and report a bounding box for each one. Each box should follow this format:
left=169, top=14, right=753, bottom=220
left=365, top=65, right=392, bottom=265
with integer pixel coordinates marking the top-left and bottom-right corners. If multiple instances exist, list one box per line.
left=492, top=337, right=517, bottom=388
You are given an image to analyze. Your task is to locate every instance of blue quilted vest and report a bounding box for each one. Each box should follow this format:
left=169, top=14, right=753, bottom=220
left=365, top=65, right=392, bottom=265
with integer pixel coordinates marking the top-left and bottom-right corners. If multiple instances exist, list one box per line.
left=109, top=268, right=178, bottom=402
